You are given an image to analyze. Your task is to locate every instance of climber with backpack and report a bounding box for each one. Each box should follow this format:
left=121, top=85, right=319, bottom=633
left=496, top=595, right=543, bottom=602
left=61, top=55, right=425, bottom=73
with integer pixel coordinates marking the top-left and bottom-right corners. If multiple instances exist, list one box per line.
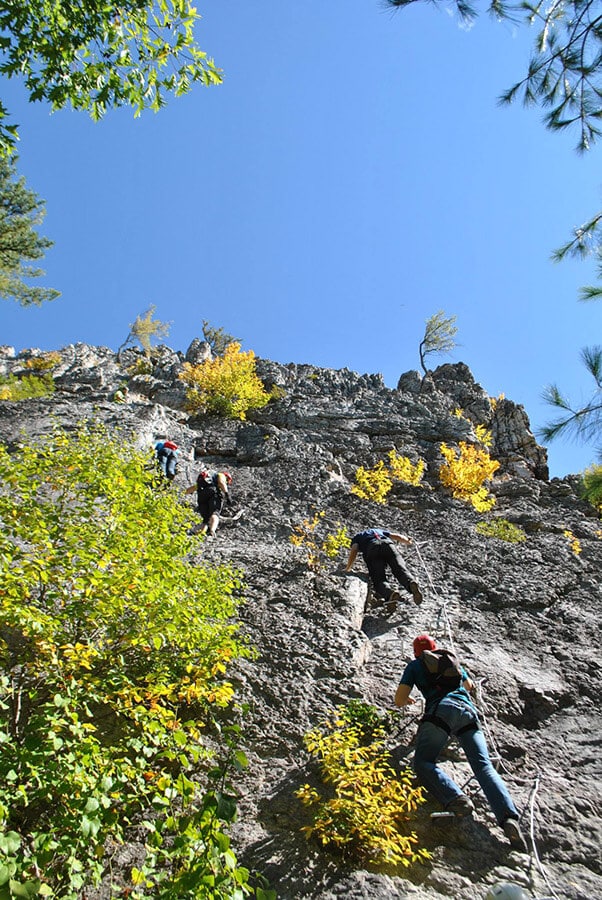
left=345, top=527, right=423, bottom=611
left=185, top=468, right=233, bottom=537
left=155, top=440, right=180, bottom=482
left=394, top=634, right=528, bottom=852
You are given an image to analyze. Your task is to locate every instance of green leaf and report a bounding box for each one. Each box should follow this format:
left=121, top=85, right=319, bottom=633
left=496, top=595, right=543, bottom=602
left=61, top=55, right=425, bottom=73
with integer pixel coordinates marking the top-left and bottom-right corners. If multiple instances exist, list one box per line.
left=233, top=750, right=248, bottom=771
left=0, top=833, right=20, bottom=854
left=8, top=881, right=41, bottom=899
left=215, top=793, right=237, bottom=823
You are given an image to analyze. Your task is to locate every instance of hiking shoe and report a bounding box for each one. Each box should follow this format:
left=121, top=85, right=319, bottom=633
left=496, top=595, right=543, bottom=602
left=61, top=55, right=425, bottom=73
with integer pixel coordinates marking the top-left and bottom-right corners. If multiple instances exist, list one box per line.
left=503, top=818, right=528, bottom=852
left=446, top=794, right=475, bottom=817
left=384, top=591, right=402, bottom=614
left=410, top=581, right=423, bottom=605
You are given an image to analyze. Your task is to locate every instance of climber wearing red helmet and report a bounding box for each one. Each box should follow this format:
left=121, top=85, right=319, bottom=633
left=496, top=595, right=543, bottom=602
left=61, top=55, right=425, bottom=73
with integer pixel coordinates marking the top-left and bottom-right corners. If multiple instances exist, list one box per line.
left=394, top=633, right=528, bottom=852
left=185, top=468, right=233, bottom=537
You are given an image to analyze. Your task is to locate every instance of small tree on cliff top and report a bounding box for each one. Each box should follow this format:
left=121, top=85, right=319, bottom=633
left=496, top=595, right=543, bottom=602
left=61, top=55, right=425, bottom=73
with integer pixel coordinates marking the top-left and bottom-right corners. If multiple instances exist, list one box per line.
left=419, top=310, right=458, bottom=375
left=118, top=305, right=171, bottom=358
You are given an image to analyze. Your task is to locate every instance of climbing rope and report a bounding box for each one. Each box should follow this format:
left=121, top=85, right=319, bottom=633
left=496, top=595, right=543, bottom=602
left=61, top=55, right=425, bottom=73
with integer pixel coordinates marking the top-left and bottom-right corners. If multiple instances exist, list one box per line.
left=412, top=540, right=455, bottom=652
left=527, top=774, right=563, bottom=900
left=474, top=677, right=512, bottom=775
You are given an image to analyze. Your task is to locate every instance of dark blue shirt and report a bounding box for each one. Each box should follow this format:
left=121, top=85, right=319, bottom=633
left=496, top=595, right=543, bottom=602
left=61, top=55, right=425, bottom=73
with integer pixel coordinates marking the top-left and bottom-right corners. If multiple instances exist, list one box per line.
left=399, top=657, right=475, bottom=715
left=351, top=529, right=391, bottom=555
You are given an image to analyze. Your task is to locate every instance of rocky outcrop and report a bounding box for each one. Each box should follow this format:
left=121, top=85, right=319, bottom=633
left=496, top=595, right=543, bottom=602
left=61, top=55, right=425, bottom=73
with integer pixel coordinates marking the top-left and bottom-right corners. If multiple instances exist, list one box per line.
left=1, top=342, right=600, bottom=900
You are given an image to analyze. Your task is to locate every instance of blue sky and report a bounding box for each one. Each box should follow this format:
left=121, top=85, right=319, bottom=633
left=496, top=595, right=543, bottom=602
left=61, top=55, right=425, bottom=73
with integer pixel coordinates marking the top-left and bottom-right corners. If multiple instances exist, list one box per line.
left=1, top=0, right=601, bottom=477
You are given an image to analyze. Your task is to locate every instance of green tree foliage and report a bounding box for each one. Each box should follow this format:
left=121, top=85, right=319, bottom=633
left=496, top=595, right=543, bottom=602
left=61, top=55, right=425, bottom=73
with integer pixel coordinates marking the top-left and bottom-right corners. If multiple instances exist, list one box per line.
left=118, top=305, right=171, bottom=358
left=202, top=320, right=239, bottom=357
left=0, top=0, right=221, bottom=156
left=580, top=463, right=602, bottom=511
left=0, top=156, right=59, bottom=306
left=0, top=424, right=262, bottom=898
left=476, top=518, right=527, bottom=543
left=418, top=310, right=458, bottom=374
left=179, top=341, right=271, bottom=420
left=541, top=345, right=602, bottom=448
left=386, top=0, right=602, bottom=152
left=0, top=371, right=55, bottom=401
left=553, top=211, right=602, bottom=301
left=296, top=704, right=429, bottom=867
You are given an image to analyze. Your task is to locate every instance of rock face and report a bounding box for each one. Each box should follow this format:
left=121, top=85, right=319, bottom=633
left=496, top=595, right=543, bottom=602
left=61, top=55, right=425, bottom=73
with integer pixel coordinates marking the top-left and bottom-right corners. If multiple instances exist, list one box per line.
left=1, top=343, right=601, bottom=900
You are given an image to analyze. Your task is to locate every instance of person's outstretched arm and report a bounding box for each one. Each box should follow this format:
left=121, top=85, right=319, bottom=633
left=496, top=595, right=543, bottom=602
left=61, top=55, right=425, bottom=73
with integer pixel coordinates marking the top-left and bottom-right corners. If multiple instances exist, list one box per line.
left=345, top=544, right=359, bottom=572
left=390, top=532, right=413, bottom=546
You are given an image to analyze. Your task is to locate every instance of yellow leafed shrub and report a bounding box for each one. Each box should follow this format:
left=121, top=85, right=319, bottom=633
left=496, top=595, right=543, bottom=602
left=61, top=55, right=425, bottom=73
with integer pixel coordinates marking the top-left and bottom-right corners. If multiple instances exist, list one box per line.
left=475, top=424, right=493, bottom=447
left=351, top=451, right=425, bottom=504
left=564, top=529, right=582, bottom=555
left=580, top=464, right=602, bottom=513
left=351, top=460, right=393, bottom=504
left=179, top=341, right=270, bottom=420
left=290, top=511, right=351, bottom=571
left=296, top=708, right=429, bottom=867
left=476, top=518, right=526, bottom=543
left=387, top=450, right=425, bottom=486
left=439, top=441, right=499, bottom=511
left=23, top=351, right=62, bottom=372
left=0, top=372, right=55, bottom=401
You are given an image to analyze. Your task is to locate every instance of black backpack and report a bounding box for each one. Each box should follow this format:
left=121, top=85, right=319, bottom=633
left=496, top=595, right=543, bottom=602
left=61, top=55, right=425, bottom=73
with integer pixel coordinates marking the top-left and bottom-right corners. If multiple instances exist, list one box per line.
left=196, top=470, right=218, bottom=501
left=420, top=648, right=463, bottom=695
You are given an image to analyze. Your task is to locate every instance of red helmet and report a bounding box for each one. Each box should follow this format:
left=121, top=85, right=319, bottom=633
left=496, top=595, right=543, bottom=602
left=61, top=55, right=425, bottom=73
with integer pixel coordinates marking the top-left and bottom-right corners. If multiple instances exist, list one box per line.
left=413, top=634, right=437, bottom=658
left=164, top=440, right=178, bottom=450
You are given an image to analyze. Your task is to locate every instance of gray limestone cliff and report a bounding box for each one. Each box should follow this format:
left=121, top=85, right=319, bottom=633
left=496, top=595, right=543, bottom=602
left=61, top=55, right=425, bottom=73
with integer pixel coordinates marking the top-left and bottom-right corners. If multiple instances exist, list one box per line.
left=0, top=342, right=600, bottom=900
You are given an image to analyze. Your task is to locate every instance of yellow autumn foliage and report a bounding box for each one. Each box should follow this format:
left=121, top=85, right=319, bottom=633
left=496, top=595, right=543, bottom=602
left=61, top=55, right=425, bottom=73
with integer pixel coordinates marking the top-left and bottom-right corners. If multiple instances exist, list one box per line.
left=179, top=341, right=270, bottom=420
left=290, top=511, right=351, bottom=571
left=387, top=450, right=425, bottom=486
left=439, top=441, right=499, bottom=511
left=351, top=451, right=425, bottom=504
left=296, top=710, right=429, bottom=867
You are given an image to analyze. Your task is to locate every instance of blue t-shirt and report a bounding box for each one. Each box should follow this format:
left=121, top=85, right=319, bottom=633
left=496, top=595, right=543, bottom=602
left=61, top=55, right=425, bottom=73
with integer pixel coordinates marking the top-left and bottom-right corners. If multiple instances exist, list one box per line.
left=399, top=657, right=474, bottom=715
left=351, top=529, right=391, bottom=554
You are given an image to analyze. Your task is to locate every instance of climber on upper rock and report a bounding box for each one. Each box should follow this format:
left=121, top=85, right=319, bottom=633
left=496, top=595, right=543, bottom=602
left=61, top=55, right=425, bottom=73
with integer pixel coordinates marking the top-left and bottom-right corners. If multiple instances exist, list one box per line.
left=344, top=527, right=423, bottom=611
left=185, top=468, right=233, bottom=537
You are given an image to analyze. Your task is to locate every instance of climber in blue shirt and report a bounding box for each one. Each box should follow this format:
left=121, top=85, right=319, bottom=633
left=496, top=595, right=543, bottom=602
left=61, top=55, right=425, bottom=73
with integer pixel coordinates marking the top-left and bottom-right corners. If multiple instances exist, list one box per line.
left=395, top=633, right=527, bottom=852
left=345, top=527, right=423, bottom=608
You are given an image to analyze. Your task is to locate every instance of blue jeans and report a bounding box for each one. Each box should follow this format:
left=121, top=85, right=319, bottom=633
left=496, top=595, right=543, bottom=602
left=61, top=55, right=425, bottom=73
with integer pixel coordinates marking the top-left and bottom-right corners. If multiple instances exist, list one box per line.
left=414, top=694, right=519, bottom=825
